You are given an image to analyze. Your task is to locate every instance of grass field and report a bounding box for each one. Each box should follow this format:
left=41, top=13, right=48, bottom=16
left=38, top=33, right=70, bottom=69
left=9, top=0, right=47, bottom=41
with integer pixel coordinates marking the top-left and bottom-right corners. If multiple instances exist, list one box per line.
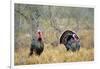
left=14, top=29, right=94, bottom=65
left=14, top=44, right=94, bottom=65
left=14, top=4, right=94, bottom=65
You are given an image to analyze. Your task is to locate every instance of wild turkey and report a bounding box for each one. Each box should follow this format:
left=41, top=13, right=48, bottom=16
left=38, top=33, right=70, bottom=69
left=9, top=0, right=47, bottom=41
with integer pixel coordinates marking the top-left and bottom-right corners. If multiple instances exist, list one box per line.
left=60, top=30, right=80, bottom=51
left=29, top=30, right=44, bottom=56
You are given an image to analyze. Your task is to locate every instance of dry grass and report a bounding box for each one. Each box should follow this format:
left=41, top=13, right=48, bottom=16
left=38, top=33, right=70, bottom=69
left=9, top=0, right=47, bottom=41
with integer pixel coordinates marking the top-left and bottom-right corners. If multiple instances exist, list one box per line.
left=14, top=6, right=94, bottom=65
left=14, top=44, right=94, bottom=65
left=78, top=29, right=94, bottom=48
left=14, top=29, right=94, bottom=65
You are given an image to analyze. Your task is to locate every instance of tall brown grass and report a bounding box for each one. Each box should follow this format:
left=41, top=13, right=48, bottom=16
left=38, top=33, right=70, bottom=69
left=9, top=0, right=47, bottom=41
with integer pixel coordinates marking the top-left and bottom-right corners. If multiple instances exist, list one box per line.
left=14, top=44, right=94, bottom=65
left=14, top=29, right=94, bottom=65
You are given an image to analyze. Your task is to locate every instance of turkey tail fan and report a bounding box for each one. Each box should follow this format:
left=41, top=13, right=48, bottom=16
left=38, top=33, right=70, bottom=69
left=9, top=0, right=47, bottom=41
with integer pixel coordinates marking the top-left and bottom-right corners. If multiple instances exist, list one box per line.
left=60, top=30, right=80, bottom=52
left=60, top=30, right=74, bottom=44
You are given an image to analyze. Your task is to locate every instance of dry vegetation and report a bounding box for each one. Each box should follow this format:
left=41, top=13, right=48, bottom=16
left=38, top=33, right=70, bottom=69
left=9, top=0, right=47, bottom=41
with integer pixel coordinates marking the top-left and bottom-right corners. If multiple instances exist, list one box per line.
left=14, top=29, right=94, bottom=65
left=15, top=44, right=94, bottom=65
left=14, top=4, right=94, bottom=65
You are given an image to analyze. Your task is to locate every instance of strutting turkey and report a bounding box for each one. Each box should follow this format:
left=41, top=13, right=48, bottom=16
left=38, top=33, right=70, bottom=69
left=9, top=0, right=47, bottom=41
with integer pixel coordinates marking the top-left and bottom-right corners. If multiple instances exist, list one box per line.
left=60, top=30, right=80, bottom=51
left=29, top=30, right=44, bottom=56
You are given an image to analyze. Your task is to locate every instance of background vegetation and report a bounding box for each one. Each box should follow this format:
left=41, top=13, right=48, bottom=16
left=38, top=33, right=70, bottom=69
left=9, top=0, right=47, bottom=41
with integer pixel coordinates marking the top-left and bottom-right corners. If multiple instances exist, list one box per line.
left=14, top=4, right=94, bottom=65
